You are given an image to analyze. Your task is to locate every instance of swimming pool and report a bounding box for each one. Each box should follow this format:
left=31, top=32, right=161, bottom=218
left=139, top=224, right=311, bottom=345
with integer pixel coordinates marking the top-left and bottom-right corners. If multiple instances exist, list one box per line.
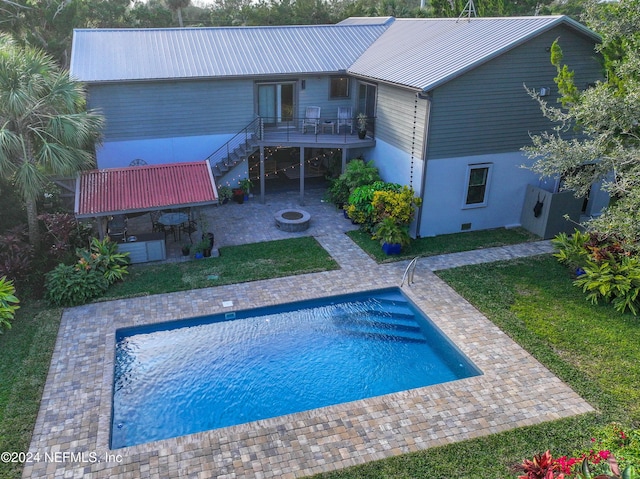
left=111, top=287, right=481, bottom=448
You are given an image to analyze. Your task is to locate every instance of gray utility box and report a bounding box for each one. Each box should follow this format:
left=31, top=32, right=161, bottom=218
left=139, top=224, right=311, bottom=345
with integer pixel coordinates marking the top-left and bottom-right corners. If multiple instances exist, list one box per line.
left=520, top=185, right=583, bottom=239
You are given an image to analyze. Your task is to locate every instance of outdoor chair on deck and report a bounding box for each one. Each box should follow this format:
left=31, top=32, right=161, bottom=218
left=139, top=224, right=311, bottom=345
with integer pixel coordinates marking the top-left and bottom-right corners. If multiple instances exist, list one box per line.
left=302, top=106, right=321, bottom=134
left=337, top=107, right=353, bottom=134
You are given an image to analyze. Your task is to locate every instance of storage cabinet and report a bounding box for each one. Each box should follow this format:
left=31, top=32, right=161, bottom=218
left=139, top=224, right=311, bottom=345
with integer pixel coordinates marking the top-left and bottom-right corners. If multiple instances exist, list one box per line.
left=116, top=233, right=166, bottom=263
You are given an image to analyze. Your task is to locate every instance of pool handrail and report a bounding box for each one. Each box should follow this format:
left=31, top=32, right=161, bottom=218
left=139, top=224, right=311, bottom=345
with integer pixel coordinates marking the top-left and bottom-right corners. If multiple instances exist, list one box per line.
left=401, top=257, right=419, bottom=287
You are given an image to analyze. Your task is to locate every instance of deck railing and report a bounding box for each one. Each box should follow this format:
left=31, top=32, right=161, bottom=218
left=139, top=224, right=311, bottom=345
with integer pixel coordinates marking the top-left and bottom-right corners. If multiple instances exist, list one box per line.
left=260, top=116, right=376, bottom=143
left=205, top=116, right=262, bottom=169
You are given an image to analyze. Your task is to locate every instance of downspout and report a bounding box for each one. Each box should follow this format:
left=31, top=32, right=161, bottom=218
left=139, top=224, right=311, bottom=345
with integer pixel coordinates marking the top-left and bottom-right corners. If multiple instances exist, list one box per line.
left=414, top=90, right=432, bottom=237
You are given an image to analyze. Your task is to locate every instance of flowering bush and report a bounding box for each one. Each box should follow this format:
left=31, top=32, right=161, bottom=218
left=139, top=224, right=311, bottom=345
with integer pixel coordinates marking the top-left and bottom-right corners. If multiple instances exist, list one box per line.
left=516, top=424, right=639, bottom=479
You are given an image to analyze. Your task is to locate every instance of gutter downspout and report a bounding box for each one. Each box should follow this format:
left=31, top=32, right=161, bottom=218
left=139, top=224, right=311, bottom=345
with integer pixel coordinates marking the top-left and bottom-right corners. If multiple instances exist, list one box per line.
left=414, top=90, right=432, bottom=238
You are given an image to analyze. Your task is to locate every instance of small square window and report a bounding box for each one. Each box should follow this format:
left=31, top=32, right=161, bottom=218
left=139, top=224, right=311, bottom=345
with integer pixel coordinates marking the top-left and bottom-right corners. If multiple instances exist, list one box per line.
left=330, top=77, right=350, bottom=98
left=464, top=164, right=492, bottom=207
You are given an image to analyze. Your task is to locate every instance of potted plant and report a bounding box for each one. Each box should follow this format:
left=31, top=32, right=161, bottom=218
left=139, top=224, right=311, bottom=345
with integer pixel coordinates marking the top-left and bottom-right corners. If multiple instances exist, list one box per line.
left=357, top=113, right=367, bottom=139
left=372, top=217, right=411, bottom=255
left=218, top=185, right=232, bottom=204
left=192, top=239, right=210, bottom=259
left=239, top=178, right=253, bottom=200
left=181, top=244, right=191, bottom=256
left=232, top=188, right=244, bottom=204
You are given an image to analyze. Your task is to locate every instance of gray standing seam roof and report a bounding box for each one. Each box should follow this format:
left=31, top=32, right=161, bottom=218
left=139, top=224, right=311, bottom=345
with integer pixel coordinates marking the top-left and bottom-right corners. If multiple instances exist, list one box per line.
left=70, top=16, right=599, bottom=89
left=70, top=24, right=389, bottom=82
left=347, top=16, right=600, bottom=91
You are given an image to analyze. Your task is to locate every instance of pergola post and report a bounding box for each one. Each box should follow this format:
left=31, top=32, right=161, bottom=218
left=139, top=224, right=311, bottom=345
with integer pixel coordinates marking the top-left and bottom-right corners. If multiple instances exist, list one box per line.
left=299, top=146, right=305, bottom=205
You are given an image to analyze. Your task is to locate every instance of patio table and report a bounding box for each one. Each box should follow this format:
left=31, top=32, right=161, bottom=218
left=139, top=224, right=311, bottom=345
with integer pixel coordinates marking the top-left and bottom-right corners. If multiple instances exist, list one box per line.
left=158, top=212, right=188, bottom=241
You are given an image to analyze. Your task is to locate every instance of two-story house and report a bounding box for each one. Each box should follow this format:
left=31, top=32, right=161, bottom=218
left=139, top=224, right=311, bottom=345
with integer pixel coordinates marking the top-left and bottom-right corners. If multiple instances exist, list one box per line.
left=70, top=15, right=604, bottom=237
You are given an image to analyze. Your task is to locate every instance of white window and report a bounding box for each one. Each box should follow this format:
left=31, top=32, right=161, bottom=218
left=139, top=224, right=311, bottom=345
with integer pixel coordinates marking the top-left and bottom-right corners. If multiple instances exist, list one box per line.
left=463, top=163, right=492, bottom=208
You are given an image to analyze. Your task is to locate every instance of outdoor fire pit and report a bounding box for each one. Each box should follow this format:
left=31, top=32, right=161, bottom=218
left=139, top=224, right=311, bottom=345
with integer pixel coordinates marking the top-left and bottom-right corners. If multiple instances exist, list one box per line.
left=274, top=209, right=311, bottom=232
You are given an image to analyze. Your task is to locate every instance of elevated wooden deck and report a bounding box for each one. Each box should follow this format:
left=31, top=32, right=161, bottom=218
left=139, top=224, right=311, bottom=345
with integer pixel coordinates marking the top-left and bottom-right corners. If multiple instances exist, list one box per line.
left=261, top=127, right=375, bottom=149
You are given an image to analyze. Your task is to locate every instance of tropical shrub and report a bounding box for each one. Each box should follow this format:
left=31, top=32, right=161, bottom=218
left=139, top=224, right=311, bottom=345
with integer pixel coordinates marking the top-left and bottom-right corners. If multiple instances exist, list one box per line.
left=325, top=159, right=381, bottom=206
left=516, top=424, right=639, bottom=479
left=45, top=263, right=109, bottom=307
left=346, top=181, right=400, bottom=231
left=552, top=230, right=592, bottom=270
left=552, top=229, right=640, bottom=315
left=0, top=225, right=34, bottom=282
left=0, top=275, right=20, bottom=332
left=81, top=237, right=130, bottom=284
left=575, top=256, right=640, bottom=315
left=44, top=237, right=130, bottom=306
left=39, top=212, right=93, bottom=260
left=371, top=185, right=422, bottom=226
left=372, top=217, right=410, bottom=247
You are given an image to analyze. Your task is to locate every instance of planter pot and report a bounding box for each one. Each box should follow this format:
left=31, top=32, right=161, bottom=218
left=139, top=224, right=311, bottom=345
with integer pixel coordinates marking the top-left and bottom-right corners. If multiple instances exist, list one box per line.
left=194, top=252, right=204, bottom=259
left=181, top=248, right=191, bottom=256
left=244, top=194, right=249, bottom=201
left=232, top=189, right=244, bottom=204
left=203, top=232, right=214, bottom=249
left=382, top=242, right=402, bottom=255
left=221, top=198, right=229, bottom=204
left=358, top=130, right=366, bottom=139
left=203, top=248, right=211, bottom=258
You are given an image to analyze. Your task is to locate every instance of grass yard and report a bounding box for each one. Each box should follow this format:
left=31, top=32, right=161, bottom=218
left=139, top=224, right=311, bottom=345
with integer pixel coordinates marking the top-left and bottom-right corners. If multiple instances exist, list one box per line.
left=309, top=255, right=639, bottom=478
left=347, top=227, right=539, bottom=262
left=102, top=236, right=338, bottom=299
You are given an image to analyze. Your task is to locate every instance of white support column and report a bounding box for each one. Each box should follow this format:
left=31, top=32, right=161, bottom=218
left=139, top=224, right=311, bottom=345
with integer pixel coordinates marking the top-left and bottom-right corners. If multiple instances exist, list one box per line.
left=342, top=148, right=348, bottom=173
left=299, top=146, right=305, bottom=205
left=259, top=146, right=265, bottom=204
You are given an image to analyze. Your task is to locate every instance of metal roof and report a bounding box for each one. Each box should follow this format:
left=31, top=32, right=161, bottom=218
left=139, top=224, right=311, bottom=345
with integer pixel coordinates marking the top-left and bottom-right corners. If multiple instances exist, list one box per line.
left=337, top=17, right=395, bottom=26
left=70, top=24, right=389, bottom=82
left=75, top=161, right=218, bottom=217
left=348, top=16, right=600, bottom=91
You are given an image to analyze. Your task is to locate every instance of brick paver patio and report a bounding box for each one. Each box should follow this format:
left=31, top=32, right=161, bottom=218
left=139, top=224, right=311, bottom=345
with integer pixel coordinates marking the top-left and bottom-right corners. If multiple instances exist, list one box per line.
left=24, top=188, right=592, bottom=478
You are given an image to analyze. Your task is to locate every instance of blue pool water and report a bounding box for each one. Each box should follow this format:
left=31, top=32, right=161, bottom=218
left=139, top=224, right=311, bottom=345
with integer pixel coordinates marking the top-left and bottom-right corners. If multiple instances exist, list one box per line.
left=111, top=288, right=481, bottom=448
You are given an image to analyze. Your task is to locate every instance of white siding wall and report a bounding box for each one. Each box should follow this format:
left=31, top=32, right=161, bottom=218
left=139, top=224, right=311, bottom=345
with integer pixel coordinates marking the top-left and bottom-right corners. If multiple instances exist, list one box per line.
left=417, top=151, right=539, bottom=237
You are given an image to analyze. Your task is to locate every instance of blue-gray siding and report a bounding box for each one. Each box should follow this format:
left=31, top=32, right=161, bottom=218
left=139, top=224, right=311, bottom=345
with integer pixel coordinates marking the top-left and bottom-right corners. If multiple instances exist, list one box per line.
left=88, top=79, right=256, bottom=141
left=425, top=25, right=602, bottom=160
left=90, top=75, right=357, bottom=142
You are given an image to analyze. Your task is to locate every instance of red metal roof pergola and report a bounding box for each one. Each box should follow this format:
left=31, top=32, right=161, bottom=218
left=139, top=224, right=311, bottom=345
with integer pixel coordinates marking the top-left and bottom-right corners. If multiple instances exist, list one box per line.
left=75, top=161, right=218, bottom=218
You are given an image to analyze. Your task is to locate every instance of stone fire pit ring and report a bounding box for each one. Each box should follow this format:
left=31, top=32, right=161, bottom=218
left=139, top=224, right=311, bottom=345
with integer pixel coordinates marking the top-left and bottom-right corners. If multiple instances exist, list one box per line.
left=274, top=209, right=311, bottom=232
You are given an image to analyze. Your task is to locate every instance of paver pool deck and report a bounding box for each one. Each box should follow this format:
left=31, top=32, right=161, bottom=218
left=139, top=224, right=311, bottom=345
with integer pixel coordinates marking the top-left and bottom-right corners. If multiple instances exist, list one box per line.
left=24, top=189, right=593, bottom=478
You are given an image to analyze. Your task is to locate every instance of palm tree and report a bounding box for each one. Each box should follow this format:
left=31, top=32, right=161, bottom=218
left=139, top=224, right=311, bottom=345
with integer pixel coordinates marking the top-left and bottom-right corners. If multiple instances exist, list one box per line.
left=0, top=34, right=103, bottom=246
left=166, top=0, right=191, bottom=27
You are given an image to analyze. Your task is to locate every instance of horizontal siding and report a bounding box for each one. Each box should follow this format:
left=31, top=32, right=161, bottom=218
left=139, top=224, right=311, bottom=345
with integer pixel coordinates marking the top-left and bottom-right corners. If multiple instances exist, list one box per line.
left=376, top=84, right=427, bottom=158
left=298, top=75, right=355, bottom=121
left=426, top=25, right=602, bottom=160
left=88, top=79, right=255, bottom=141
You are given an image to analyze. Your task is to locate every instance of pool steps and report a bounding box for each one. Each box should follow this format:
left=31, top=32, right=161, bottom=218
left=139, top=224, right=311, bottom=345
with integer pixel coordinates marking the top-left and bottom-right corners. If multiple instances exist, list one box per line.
left=333, top=297, right=427, bottom=343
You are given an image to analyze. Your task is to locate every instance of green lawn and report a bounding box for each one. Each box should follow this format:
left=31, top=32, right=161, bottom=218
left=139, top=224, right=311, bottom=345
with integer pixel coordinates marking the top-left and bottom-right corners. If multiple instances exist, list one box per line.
left=2, top=234, right=638, bottom=479
left=309, top=255, right=639, bottom=478
left=102, top=236, right=339, bottom=299
left=347, top=227, right=539, bottom=262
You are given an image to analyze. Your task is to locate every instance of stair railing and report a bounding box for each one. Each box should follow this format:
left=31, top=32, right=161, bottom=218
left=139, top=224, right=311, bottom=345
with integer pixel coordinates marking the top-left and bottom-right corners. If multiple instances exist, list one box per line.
left=206, top=117, right=262, bottom=172
left=401, top=257, right=419, bottom=287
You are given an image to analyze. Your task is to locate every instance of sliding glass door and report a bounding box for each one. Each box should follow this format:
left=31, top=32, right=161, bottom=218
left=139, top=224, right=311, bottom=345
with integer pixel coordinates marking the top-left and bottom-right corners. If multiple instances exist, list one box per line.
left=258, top=83, right=294, bottom=127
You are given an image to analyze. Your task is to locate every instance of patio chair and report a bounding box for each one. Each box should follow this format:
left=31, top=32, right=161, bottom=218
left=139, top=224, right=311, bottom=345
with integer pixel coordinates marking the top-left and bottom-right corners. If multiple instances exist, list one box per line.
left=302, top=106, right=321, bottom=134
left=107, top=215, right=127, bottom=242
left=180, top=220, right=198, bottom=243
left=337, top=106, right=353, bottom=134
left=151, top=211, right=172, bottom=239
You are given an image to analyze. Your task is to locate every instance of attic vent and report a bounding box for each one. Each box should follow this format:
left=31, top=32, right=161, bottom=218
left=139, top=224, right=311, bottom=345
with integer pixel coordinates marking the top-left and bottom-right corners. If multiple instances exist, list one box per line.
left=461, top=223, right=472, bottom=231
